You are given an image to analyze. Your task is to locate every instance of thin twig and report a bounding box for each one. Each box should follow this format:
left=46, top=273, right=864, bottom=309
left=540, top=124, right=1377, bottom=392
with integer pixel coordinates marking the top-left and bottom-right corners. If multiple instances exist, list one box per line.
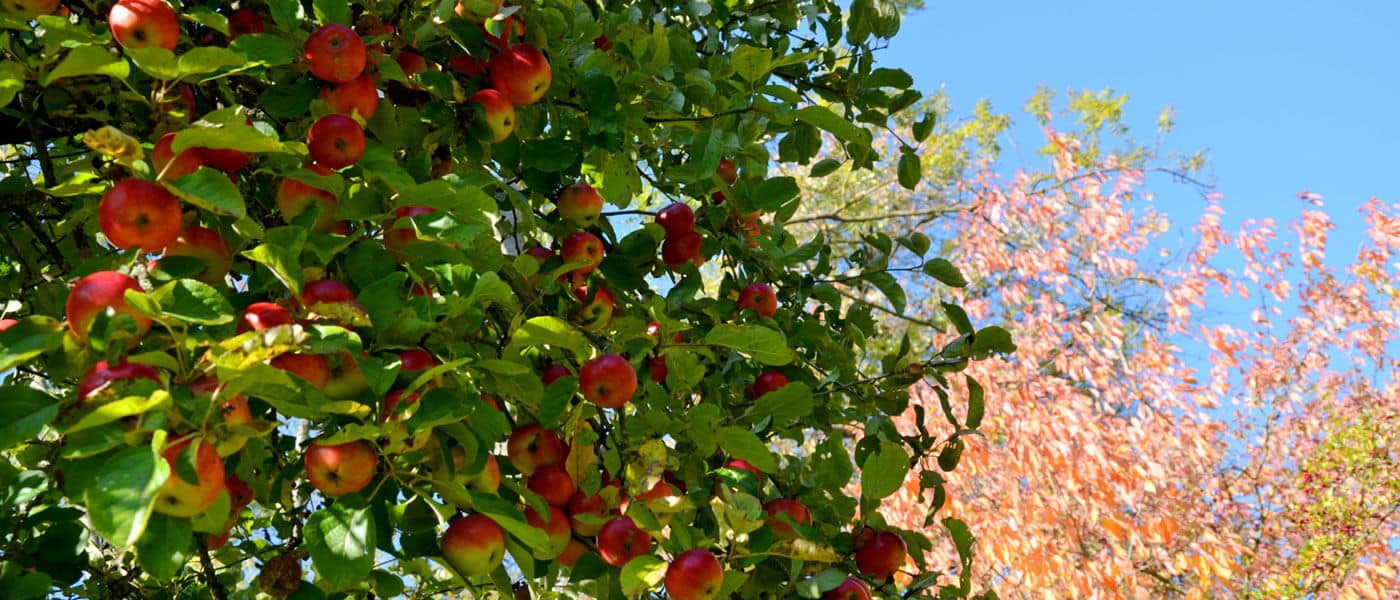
left=197, top=538, right=229, bottom=600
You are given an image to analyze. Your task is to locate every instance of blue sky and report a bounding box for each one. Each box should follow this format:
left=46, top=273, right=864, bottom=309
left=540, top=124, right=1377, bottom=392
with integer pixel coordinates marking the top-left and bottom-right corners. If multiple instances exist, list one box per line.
left=883, top=0, right=1399, bottom=250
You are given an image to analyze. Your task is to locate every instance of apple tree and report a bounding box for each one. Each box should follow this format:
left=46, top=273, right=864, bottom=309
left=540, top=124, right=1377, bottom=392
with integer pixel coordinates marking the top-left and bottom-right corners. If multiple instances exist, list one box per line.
left=0, top=0, right=1011, bottom=598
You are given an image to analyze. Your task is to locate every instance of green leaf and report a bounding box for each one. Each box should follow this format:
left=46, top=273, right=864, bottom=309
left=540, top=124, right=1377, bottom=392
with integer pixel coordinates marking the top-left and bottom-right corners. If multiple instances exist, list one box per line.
left=717, top=426, right=776, bottom=472
left=0, top=316, right=63, bottom=372
left=865, top=68, right=913, bottom=90
left=135, top=513, right=194, bottom=580
left=752, top=382, right=812, bottom=427
left=173, top=123, right=287, bottom=155
left=312, top=0, right=351, bottom=25
left=965, top=376, right=985, bottom=429
left=703, top=324, right=795, bottom=366
left=0, top=61, right=24, bottom=109
left=619, top=554, right=667, bottom=596
left=469, top=493, right=549, bottom=551
left=539, top=377, right=577, bottom=429
left=86, top=440, right=169, bottom=549
left=751, top=176, right=801, bottom=212
left=149, top=279, right=235, bottom=325
left=971, top=325, right=1016, bottom=356
left=938, top=438, right=964, bottom=472
left=43, top=46, right=130, bottom=85
left=860, top=439, right=908, bottom=501
left=897, top=148, right=921, bottom=190
left=243, top=227, right=307, bottom=297
left=731, top=45, right=772, bottom=82
left=796, top=568, right=850, bottom=598
left=230, top=34, right=297, bottom=66
left=924, top=258, right=966, bottom=288
left=164, top=167, right=245, bottom=218
left=792, top=106, right=870, bottom=146
left=941, top=302, right=974, bottom=336
left=912, top=112, right=936, bottom=143
left=865, top=271, right=906, bottom=315
left=0, top=386, right=58, bottom=451
left=124, top=48, right=180, bottom=80
left=809, top=158, right=843, bottom=178
left=265, top=0, right=305, bottom=31
left=62, top=391, right=171, bottom=435
left=177, top=47, right=245, bottom=76
left=505, top=316, right=590, bottom=359
left=305, top=503, right=376, bottom=591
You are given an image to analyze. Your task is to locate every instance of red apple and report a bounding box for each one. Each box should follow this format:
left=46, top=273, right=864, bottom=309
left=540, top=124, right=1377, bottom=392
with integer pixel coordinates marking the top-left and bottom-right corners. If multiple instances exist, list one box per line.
left=521, top=245, right=554, bottom=286
left=655, top=203, right=695, bottom=237
left=505, top=424, right=567, bottom=475
left=270, top=352, right=330, bottom=390
left=302, top=279, right=356, bottom=306
left=478, top=15, right=523, bottom=50
left=320, top=73, right=380, bottom=119
left=304, top=438, right=378, bottom=497
left=738, top=282, right=777, bottom=318
left=524, top=505, right=572, bottom=560
left=748, top=371, right=789, bottom=399
left=237, top=302, right=294, bottom=333
left=190, top=376, right=253, bottom=425
left=225, top=473, right=253, bottom=510
left=154, top=437, right=226, bottom=518
left=665, top=549, right=724, bottom=600
left=556, top=182, right=603, bottom=228
left=100, top=178, right=183, bottom=252
left=823, top=577, right=873, bottom=600
left=541, top=363, right=571, bottom=386
left=276, top=164, right=339, bottom=233
left=76, top=359, right=162, bottom=401
left=304, top=24, right=367, bottom=83
left=854, top=528, right=907, bottom=581
left=725, top=459, right=763, bottom=480
left=579, top=353, right=636, bottom=409
left=307, top=114, right=366, bottom=169
left=661, top=230, right=704, bottom=269
left=470, top=454, right=501, bottom=493
left=198, top=120, right=255, bottom=173
left=762, top=498, right=810, bottom=539
left=560, top=231, right=604, bottom=277
left=647, top=355, right=668, bottom=384
left=597, top=516, right=651, bottom=567
left=593, top=34, right=612, bottom=51
left=399, top=348, right=440, bottom=374
left=716, top=159, right=738, bottom=186
left=442, top=513, right=506, bottom=576
left=109, top=0, right=179, bottom=51
left=450, top=54, right=487, bottom=77
left=2, top=0, right=59, bottom=18
left=381, top=389, right=419, bottom=423
left=226, top=9, right=264, bottom=38
left=557, top=538, right=588, bottom=568
left=527, top=464, right=576, bottom=507
left=383, top=205, right=437, bottom=258
left=488, top=43, right=551, bottom=105
left=572, top=284, right=614, bottom=331
left=567, top=489, right=607, bottom=536
left=161, top=224, right=233, bottom=285
left=151, top=132, right=206, bottom=180
left=468, top=89, right=515, bottom=143
left=66, top=271, right=151, bottom=343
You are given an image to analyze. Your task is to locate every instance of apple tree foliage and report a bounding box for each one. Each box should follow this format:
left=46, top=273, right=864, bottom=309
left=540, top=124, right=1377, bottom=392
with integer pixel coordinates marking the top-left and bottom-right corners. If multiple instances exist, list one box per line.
left=0, top=0, right=1012, bottom=598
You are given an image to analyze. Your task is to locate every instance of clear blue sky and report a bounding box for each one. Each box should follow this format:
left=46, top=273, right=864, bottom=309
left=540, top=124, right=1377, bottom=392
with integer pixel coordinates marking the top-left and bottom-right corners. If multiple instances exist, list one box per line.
left=882, top=0, right=1400, bottom=248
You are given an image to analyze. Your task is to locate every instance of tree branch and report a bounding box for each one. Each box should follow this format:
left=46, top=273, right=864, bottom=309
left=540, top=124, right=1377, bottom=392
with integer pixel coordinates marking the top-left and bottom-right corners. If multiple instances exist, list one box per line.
left=197, top=537, right=229, bottom=600
left=788, top=204, right=973, bottom=225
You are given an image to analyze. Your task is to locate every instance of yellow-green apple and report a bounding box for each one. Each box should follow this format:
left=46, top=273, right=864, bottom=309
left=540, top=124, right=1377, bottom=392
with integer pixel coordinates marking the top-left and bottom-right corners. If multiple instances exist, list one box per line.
left=270, top=352, right=330, bottom=390
left=655, top=202, right=695, bottom=237
left=470, top=454, right=501, bottom=493
left=152, top=132, right=206, bottom=180
left=161, top=224, right=233, bottom=285
left=505, top=424, right=567, bottom=475
left=226, top=8, right=264, bottom=38
left=66, top=271, right=151, bottom=343
left=325, top=351, right=368, bottom=400
left=665, top=549, right=724, bottom=600
left=304, top=438, right=378, bottom=497
left=154, top=437, right=226, bottom=518
left=560, top=231, right=604, bottom=278
left=579, top=353, right=636, bottom=409
left=99, top=178, right=183, bottom=251
left=854, top=528, right=907, bottom=581
left=108, top=0, right=178, bottom=51
left=823, top=577, right=872, bottom=600
left=76, top=359, right=161, bottom=401
left=526, top=465, right=575, bottom=507
left=441, top=514, right=505, bottom=576
left=520, top=245, right=554, bottom=286
left=468, top=89, right=515, bottom=143
left=276, top=164, right=339, bottom=232
left=738, top=282, right=777, bottom=317
left=524, top=505, right=571, bottom=560
left=556, top=182, right=603, bottom=228
left=661, top=230, right=704, bottom=269
left=2, top=0, right=59, bottom=18
left=762, top=498, right=810, bottom=539
left=237, top=301, right=294, bottom=333
left=597, top=516, right=650, bottom=567
left=307, top=114, right=365, bottom=169
left=454, top=0, right=499, bottom=21
left=304, top=24, right=366, bottom=83
left=320, top=74, right=380, bottom=119
left=572, top=284, right=614, bottom=332
left=488, top=43, right=551, bottom=105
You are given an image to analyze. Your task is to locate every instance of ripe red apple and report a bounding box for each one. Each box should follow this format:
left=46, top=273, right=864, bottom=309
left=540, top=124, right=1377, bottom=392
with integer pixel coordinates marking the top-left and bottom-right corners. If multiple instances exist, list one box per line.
left=655, top=202, right=696, bottom=236
left=399, top=348, right=440, bottom=374
left=154, top=437, right=226, bottom=518
left=151, top=132, right=206, bottom=180
left=468, top=89, right=515, bottom=143
left=478, top=15, right=523, bottom=50
left=506, top=424, right=567, bottom=475
left=304, top=438, right=378, bottom=497
left=661, top=230, right=704, bottom=269
left=304, top=24, right=367, bottom=83
left=190, top=376, right=253, bottom=425
left=66, top=271, right=151, bottom=343
left=560, top=232, right=604, bottom=277
left=302, top=279, right=356, bottom=306
left=276, top=164, right=339, bottom=233
left=556, top=182, right=603, bottom=228
left=100, top=178, right=183, bottom=252
left=450, top=54, right=487, bottom=77
left=665, top=549, right=724, bottom=600
left=524, top=505, right=572, bottom=560
left=558, top=538, right=588, bottom=568
left=593, top=34, right=613, bottom=51
left=572, top=284, right=614, bottom=332
left=320, top=73, right=380, bottom=119
left=854, top=528, right=907, bottom=581
left=307, top=114, right=366, bottom=169
left=597, top=516, right=651, bottom=567
left=716, top=158, right=738, bottom=186
left=567, top=489, right=607, bottom=536
left=527, top=465, right=575, bottom=507
left=738, top=282, right=778, bottom=318
left=748, top=371, right=789, bottom=399
left=442, top=513, right=506, bottom=576
left=109, top=0, right=179, bottom=51
left=2, top=0, right=59, bottom=18
left=76, top=359, right=162, bottom=401
left=541, top=363, right=571, bottom=386
left=383, top=205, right=437, bottom=258
left=454, top=0, right=500, bottom=21
left=647, top=355, right=668, bottom=384
left=488, top=43, right=551, bottom=105
left=762, top=498, right=810, bottom=539
left=381, top=389, right=419, bottom=423
left=636, top=480, right=678, bottom=503
left=579, top=353, right=636, bottom=409
left=396, top=51, right=429, bottom=80
left=270, top=352, right=330, bottom=390
left=237, top=302, right=294, bottom=333
left=225, top=473, right=254, bottom=510
left=823, top=577, right=873, bottom=600
left=725, top=459, right=763, bottom=480
left=161, top=224, right=233, bottom=285
left=227, top=8, right=264, bottom=38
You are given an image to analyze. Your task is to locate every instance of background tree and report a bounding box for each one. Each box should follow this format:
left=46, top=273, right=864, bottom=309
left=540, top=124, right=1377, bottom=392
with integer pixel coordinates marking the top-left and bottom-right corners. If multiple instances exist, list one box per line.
left=0, top=1, right=1010, bottom=599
